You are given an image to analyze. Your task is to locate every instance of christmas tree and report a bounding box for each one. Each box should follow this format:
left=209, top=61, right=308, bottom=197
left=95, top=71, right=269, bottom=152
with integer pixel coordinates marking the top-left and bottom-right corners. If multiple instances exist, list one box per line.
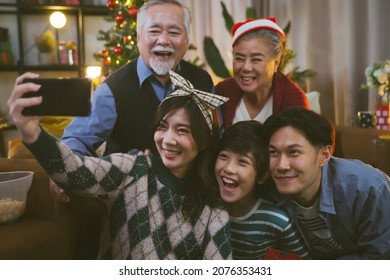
left=94, top=0, right=146, bottom=77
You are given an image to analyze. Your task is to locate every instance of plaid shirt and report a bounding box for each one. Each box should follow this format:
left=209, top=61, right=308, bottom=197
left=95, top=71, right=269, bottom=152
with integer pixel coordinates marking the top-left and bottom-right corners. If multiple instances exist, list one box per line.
left=26, top=129, right=232, bottom=260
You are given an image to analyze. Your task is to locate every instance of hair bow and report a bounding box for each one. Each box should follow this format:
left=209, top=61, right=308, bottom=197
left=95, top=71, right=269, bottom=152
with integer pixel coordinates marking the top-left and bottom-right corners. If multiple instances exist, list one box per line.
left=161, top=70, right=229, bottom=131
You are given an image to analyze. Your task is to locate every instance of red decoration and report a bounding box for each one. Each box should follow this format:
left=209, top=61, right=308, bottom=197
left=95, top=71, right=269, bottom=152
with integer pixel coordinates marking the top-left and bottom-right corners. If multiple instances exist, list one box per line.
left=100, top=49, right=108, bottom=57
left=123, top=35, right=130, bottom=43
left=107, top=0, right=116, bottom=9
left=115, top=12, right=125, bottom=24
left=263, top=248, right=302, bottom=260
left=128, top=7, right=138, bottom=17
left=113, top=45, right=123, bottom=54
left=376, top=105, right=390, bottom=130
left=104, top=58, right=111, bottom=65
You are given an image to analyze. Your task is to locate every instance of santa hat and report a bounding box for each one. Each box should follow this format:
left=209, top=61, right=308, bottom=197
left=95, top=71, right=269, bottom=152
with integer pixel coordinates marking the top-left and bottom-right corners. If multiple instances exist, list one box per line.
left=231, top=17, right=285, bottom=46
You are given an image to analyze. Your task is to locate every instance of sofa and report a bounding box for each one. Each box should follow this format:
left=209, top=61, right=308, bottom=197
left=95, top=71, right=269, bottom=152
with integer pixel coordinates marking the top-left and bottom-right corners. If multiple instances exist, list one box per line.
left=0, top=125, right=389, bottom=259
left=0, top=138, right=105, bottom=260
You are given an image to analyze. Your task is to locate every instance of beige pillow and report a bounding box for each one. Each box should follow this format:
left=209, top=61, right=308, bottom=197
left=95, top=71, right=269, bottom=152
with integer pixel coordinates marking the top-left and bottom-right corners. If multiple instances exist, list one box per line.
left=306, top=91, right=321, bottom=114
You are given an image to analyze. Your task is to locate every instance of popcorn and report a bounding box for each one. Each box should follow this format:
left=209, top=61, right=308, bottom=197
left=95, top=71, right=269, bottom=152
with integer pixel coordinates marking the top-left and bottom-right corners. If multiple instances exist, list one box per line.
left=0, top=198, right=26, bottom=223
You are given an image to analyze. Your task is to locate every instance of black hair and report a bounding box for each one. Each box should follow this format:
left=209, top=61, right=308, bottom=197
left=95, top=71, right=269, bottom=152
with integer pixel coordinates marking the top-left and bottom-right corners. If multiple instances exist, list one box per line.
left=152, top=96, right=224, bottom=222
left=263, top=107, right=335, bottom=154
left=216, top=120, right=270, bottom=197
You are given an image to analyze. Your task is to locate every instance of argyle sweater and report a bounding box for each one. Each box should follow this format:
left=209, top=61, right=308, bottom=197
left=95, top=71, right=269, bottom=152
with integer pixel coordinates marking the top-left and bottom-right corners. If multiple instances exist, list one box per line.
left=26, top=129, right=232, bottom=260
left=215, top=72, right=310, bottom=129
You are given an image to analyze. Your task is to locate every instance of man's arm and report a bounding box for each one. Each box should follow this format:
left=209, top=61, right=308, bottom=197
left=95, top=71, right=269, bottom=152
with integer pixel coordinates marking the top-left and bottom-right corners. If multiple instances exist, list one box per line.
left=61, top=83, right=117, bottom=156
left=339, top=175, right=390, bottom=260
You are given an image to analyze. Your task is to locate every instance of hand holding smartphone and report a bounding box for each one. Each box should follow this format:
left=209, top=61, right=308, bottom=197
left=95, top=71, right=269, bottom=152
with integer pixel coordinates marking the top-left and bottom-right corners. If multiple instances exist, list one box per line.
left=21, top=78, right=92, bottom=117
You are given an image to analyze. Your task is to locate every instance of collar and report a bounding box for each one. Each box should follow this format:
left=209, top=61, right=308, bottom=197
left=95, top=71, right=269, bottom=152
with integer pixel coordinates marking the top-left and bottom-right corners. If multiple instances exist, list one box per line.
left=137, top=56, right=182, bottom=88
left=137, top=56, right=154, bottom=87
left=151, top=155, right=187, bottom=195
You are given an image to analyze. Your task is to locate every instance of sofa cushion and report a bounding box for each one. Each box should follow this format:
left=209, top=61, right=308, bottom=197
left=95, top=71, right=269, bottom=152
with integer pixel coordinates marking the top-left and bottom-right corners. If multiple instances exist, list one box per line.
left=7, top=138, right=34, bottom=159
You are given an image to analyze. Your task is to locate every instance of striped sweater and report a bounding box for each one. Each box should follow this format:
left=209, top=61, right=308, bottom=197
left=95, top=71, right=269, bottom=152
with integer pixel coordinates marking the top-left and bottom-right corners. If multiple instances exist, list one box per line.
left=26, top=129, right=232, bottom=260
left=230, top=199, right=311, bottom=260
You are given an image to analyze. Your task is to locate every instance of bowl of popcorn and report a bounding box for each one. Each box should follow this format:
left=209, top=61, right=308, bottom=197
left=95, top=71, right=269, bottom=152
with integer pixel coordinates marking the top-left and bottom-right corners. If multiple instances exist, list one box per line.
left=0, top=171, right=33, bottom=224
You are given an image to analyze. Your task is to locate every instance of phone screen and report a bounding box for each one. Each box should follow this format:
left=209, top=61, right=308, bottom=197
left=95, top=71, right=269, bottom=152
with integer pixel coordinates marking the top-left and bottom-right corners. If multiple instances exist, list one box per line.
left=21, top=78, right=92, bottom=116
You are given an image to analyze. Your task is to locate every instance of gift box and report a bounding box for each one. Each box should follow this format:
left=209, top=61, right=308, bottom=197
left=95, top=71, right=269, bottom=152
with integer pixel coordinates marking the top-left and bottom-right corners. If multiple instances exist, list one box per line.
left=263, top=248, right=302, bottom=260
left=376, top=105, right=390, bottom=130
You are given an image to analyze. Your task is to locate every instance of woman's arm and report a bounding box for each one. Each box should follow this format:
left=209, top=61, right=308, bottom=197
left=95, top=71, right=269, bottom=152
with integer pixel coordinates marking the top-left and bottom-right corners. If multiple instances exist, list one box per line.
left=203, top=208, right=232, bottom=260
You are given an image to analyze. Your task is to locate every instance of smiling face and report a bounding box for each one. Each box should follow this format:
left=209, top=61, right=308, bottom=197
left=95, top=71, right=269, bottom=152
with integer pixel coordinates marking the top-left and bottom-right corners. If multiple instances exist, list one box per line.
left=232, top=36, right=279, bottom=95
left=215, top=149, right=259, bottom=215
left=154, top=107, right=198, bottom=178
left=268, top=127, right=331, bottom=206
left=137, top=3, right=189, bottom=77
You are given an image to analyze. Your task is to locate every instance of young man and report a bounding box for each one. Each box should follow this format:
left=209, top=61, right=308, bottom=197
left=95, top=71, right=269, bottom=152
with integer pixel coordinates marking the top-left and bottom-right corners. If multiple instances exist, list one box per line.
left=263, top=107, right=390, bottom=259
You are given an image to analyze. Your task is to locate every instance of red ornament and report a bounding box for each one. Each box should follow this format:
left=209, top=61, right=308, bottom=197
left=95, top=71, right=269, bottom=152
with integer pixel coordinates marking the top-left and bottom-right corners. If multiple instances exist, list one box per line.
left=104, top=58, right=111, bottom=65
left=115, top=12, right=125, bottom=24
left=123, top=35, right=130, bottom=43
left=114, top=45, right=123, bottom=54
left=106, top=0, right=116, bottom=9
left=128, top=7, right=138, bottom=17
left=100, top=49, right=108, bottom=57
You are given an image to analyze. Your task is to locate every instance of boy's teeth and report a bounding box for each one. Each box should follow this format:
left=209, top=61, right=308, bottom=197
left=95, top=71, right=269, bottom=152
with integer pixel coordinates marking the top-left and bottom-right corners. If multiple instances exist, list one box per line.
left=222, top=178, right=235, bottom=185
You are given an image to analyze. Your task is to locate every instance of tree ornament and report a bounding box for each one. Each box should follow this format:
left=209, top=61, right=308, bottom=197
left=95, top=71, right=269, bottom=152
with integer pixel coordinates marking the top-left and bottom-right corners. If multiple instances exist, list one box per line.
left=128, top=7, right=138, bottom=17
left=114, top=45, right=123, bottom=54
left=106, top=0, right=117, bottom=9
left=100, top=49, right=108, bottom=57
left=115, top=12, right=125, bottom=24
left=123, top=35, right=131, bottom=43
left=104, top=57, right=111, bottom=65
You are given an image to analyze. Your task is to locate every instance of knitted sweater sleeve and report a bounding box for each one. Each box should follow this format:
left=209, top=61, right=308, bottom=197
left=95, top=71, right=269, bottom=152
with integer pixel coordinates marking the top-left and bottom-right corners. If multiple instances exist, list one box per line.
left=202, top=207, right=233, bottom=260
left=25, top=128, right=137, bottom=198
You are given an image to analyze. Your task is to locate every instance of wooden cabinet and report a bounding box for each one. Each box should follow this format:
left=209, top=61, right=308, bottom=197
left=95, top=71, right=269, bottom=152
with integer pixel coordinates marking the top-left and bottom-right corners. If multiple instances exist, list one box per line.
left=0, top=0, right=108, bottom=76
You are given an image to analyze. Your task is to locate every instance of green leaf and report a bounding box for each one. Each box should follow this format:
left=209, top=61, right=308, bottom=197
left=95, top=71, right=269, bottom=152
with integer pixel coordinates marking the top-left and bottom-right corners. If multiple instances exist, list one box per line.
left=221, top=1, right=234, bottom=34
left=283, top=21, right=291, bottom=35
left=246, top=7, right=257, bottom=19
left=203, top=36, right=231, bottom=78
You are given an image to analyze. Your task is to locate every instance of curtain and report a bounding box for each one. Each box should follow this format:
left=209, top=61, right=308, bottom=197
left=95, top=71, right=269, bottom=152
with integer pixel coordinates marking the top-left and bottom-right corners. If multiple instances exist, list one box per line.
left=181, top=0, right=253, bottom=84
left=253, top=0, right=390, bottom=125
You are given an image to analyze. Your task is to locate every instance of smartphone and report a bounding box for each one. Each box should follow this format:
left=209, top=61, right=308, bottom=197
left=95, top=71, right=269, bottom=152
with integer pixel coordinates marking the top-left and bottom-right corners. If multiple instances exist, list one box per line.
left=21, top=78, right=92, bottom=116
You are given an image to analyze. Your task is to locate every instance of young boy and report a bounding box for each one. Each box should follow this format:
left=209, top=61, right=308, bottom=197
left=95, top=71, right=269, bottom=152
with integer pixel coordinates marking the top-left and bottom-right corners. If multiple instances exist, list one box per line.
left=214, top=120, right=310, bottom=259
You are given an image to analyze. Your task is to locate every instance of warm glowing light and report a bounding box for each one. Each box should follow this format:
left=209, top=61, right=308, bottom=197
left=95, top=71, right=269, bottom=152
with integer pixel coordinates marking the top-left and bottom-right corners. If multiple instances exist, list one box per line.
left=86, top=66, right=102, bottom=80
left=49, top=11, right=67, bottom=29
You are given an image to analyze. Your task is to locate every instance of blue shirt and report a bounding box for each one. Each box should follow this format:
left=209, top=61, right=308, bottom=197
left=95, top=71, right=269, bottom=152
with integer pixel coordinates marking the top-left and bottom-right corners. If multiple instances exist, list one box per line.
left=61, top=57, right=217, bottom=156
left=271, top=157, right=390, bottom=259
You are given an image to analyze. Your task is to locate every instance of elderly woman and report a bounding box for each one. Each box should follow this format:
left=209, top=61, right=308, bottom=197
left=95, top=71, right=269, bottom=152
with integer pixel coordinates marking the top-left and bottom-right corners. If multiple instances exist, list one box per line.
left=216, top=17, right=310, bottom=129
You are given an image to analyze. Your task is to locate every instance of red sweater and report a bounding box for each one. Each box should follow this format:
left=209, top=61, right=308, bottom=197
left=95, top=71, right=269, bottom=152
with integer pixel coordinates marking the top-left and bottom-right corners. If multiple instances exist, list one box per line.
left=215, top=72, right=310, bottom=129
